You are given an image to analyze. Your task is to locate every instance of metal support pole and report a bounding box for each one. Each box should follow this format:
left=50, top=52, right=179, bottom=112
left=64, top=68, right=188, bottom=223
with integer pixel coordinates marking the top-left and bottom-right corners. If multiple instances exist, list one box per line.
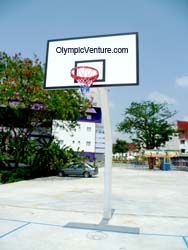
left=98, top=88, right=112, bottom=219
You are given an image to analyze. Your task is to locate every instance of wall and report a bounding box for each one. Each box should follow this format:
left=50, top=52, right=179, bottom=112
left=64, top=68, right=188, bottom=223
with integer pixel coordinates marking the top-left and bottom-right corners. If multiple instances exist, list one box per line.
left=53, top=120, right=95, bottom=153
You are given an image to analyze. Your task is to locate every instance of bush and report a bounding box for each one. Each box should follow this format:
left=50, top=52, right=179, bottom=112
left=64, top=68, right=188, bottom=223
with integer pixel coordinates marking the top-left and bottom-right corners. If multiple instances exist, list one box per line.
left=0, top=168, right=31, bottom=184
left=0, top=170, right=10, bottom=183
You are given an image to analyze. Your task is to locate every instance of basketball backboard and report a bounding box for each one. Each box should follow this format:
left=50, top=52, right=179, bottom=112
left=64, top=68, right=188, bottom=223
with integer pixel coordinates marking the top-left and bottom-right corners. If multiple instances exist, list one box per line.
left=44, top=32, right=139, bottom=89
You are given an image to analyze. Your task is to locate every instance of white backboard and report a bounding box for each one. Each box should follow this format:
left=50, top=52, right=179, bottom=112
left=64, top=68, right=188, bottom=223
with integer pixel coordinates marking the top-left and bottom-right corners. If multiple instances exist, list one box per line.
left=44, top=32, right=139, bottom=89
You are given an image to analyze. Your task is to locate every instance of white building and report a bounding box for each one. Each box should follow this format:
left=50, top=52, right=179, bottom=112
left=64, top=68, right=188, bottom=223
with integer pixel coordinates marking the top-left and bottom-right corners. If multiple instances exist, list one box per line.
left=53, top=120, right=95, bottom=152
left=162, top=135, right=179, bottom=151
left=52, top=107, right=105, bottom=161
left=161, top=120, right=188, bottom=155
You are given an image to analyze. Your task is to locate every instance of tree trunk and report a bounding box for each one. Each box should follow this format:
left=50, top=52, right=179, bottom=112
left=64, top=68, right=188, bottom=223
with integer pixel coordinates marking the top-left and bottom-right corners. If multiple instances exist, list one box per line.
left=148, top=157, right=155, bottom=169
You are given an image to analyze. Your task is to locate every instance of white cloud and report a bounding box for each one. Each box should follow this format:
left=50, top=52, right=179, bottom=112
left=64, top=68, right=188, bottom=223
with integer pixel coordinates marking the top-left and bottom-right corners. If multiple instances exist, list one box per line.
left=176, top=76, right=188, bottom=87
left=148, top=91, right=176, bottom=104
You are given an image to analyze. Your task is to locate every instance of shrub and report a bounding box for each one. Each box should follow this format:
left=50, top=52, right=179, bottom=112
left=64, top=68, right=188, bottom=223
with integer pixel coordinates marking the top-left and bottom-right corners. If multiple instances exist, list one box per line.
left=0, top=168, right=31, bottom=184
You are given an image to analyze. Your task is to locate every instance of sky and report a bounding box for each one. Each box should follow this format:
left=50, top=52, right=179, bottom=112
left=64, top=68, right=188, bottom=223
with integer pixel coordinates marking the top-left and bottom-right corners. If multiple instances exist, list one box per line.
left=0, top=0, right=188, bottom=142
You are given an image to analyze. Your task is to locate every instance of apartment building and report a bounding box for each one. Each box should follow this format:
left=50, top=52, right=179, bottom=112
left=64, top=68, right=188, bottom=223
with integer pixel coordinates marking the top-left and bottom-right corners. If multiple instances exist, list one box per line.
left=52, top=107, right=105, bottom=161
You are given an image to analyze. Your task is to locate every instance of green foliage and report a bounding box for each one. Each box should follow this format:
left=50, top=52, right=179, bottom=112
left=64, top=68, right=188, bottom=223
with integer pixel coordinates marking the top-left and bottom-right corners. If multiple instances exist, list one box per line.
left=0, top=168, right=31, bottom=184
left=0, top=138, right=83, bottom=183
left=117, top=101, right=176, bottom=149
left=0, top=51, right=88, bottom=122
left=31, top=137, right=82, bottom=178
left=113, top=139, right=128, bottom=154
left=0, top=51, right=90, bottom=173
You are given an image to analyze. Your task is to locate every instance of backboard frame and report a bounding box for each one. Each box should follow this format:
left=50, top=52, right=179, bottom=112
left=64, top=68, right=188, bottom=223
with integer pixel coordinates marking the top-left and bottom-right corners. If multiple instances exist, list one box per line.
left=44, top=32, right=139, bottom=89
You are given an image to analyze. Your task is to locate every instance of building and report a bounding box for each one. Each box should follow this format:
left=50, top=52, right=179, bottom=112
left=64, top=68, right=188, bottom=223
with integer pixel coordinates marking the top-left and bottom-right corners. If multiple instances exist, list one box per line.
left=53, top=107, right=105, bottom=162
left=160, top=120, right=188, bottom=155
left=162, top=135, right=179, bottom=151
left=177, top=120, right=188, bottom=154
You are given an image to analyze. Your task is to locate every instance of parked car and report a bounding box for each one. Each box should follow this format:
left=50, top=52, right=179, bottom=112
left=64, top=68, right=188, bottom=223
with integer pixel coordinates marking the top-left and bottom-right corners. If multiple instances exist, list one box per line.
left=57, top=162, right=98, bottom=178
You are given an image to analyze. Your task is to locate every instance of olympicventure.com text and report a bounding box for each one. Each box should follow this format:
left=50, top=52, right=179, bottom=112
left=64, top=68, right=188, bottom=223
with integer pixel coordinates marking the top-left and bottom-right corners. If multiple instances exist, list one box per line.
left=56, top=46, right=129, bottom=55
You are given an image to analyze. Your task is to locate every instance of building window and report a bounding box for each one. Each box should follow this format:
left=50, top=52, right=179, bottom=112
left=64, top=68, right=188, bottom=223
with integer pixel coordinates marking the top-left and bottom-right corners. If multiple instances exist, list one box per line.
left=86, top=141, right=91, bottom=146
left=72, top=140, right=75, bottom=144
left=181, top=149, right=185, bottom=153
left=180, top=140, right=185, bottom=144
left=87, top=126, right=91, bottom=132
left=87, top=115, right=92, bottom=120
left=78, top=141, right=80, bottom=144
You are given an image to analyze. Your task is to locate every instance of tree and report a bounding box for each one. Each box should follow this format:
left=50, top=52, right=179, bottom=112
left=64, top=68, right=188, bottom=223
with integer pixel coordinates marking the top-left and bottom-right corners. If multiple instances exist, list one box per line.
left=117, top=101, right=176, bottom=168
left=113, top=139, right=128, bottom=154
left=0, top=52, right=89, bottom=168
left=0, top=52, right=88, bottom=123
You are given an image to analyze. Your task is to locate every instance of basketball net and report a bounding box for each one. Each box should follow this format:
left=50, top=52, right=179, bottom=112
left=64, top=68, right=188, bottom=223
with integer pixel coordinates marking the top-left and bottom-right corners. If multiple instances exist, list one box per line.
left=70, top=66, right=99, bottom=95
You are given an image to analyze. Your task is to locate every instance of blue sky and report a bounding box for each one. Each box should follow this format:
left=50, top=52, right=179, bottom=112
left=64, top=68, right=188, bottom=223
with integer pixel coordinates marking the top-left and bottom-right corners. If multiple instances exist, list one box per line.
left=1, top=0, right=188, bottom=142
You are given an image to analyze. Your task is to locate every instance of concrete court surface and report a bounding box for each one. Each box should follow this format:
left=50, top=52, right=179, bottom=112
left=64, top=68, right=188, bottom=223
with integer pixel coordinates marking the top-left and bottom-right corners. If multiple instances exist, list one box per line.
left=0, top=163, right=188, bottom=250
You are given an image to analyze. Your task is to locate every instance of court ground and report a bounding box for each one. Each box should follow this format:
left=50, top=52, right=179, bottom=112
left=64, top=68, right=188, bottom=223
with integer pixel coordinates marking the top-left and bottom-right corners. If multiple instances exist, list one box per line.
left=0, top=164, right=188, bottom=250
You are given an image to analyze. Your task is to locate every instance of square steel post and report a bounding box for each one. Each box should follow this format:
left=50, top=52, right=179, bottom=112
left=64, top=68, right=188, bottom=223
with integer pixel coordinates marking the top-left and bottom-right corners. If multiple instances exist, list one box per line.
left=99, top=88, right=112, bottom=219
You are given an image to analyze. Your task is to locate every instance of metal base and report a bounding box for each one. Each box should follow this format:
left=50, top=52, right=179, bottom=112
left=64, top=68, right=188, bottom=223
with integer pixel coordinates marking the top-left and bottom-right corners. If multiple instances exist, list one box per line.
left=64, top=222, right=140, bottom=234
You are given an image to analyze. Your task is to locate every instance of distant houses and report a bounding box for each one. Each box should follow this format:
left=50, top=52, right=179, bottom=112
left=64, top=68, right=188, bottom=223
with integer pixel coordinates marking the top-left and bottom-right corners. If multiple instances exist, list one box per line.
left=161, top=120, right=188, bottom=156
left=113, top=120, right=188, bottom=161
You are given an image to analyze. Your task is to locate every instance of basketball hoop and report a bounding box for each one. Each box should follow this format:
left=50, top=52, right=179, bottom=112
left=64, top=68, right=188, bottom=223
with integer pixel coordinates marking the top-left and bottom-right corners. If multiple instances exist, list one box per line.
left=70, top=66, right=99, bottom=94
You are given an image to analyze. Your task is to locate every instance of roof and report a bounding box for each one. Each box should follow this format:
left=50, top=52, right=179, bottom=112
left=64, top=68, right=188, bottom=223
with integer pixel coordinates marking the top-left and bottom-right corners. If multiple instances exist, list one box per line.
left=78, top=107, right=102, bottom=123
left=177, top=120, right=188, bottom=139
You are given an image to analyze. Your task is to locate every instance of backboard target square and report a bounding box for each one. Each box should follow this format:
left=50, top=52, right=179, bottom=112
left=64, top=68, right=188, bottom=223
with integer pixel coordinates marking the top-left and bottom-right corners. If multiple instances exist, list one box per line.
left=74, top=59, right=105, bottom=83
